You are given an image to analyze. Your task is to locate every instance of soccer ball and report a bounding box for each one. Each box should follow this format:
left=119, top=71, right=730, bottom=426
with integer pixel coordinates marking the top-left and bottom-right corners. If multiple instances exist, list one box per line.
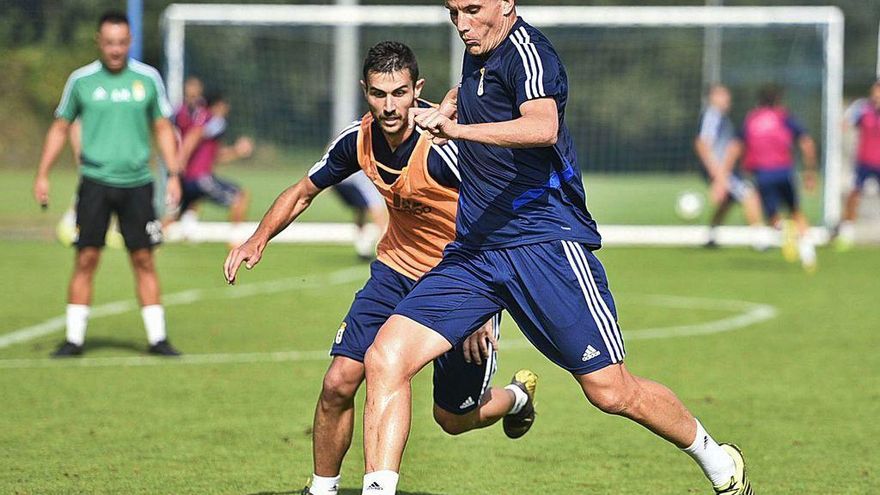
left=675, top=191, right=705, bottom=221
left=55, top=208, right=124, bottom=249
left=55, top=209, right=78, bottom=247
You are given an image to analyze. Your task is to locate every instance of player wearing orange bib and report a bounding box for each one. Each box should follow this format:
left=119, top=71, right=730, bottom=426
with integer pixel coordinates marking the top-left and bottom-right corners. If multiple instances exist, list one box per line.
left=224, top=42, right=537, bottom=495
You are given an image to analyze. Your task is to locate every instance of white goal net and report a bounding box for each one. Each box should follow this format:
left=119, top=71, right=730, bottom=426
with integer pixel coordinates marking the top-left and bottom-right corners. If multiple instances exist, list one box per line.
left=161, top=4, right=843, bottom=246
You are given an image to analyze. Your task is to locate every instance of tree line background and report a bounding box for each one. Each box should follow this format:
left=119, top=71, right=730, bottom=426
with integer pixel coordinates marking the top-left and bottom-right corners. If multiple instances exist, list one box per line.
left=1, top=0, right=878, bottom=172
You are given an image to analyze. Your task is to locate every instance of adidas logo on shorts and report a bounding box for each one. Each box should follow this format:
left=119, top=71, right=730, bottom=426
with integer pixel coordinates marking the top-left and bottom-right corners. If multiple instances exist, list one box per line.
left=459, top=396, right=476, bottom=409
left=581, top=345, right=600, bottom=362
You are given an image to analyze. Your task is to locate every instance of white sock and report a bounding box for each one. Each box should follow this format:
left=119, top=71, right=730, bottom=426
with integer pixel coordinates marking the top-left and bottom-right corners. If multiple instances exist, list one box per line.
left=682, top=420, right=735, bottom=487
left=65, top=304, right=90, bottom=346
left=141, top=305, right=167, bottom=345
left=362, top=470, right=398, bottom=495
left=504, top=384, right=528, bottom=415
left=310, top=474, right=340, bottom=495
left=707, top=226, right=718, bottom=243
left=799, top=237, right=817, bottom=266
left=839, top=221, right=855, bottom=242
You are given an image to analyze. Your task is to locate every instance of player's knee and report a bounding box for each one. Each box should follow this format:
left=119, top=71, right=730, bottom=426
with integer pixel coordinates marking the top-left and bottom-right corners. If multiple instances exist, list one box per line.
left=432, top=406, right=469, bottom=436
left=233, top=189, right=249, bottom=206
left=584, top=383, right=638, bottom=416
left=129, top=250, right=155, bottom=272
left=319, top=368, right=360, bottom=410
left=74, top=249, right=100, bottom=273
left=364, top=341, right=408, bottom=384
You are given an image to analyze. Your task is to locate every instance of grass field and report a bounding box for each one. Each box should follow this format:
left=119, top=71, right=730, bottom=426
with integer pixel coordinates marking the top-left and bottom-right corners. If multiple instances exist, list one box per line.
left=0, top=164, right=826, bottom=235
left=1, top=240, right=877, bottom=494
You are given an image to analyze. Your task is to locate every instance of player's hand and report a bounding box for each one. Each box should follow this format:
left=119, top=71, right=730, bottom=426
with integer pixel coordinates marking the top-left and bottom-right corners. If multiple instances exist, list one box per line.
left=803, top=169, right=818, bottom=193
left=33, top=175, right=50, bottom=209
left=462, top=320, right=497, bottom=366
left=409, top=107, right=459, bottom=144
left=224, top=237, right=265, bottom=285
left=165, top=175, right=182, bottom=209
left=234, top=137, right=254, bottom=159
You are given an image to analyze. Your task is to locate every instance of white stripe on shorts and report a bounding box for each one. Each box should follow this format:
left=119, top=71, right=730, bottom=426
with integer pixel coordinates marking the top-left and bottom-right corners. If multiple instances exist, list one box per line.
left=571, top=242, right=625, bottom=359
left=561, top=241, right=623, bottom=363
left=479, top=313, right=501, bottom=398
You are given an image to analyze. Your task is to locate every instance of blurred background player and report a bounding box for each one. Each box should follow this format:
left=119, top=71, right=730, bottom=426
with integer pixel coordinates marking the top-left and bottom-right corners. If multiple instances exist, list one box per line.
left=32, top=11, right=182, bottom=357
left=224, top=41, right=534, bottom=495
left=333, top=172, right=388, bottom=260
left=694, top=84, right=765, bottom=248
left=174, top=90, right=253, bottom=241
left=836, top=80, right=880, bottom=250
left=731, top=84, right=818, bottom=270
left=175, top=76, right=206, bottom=127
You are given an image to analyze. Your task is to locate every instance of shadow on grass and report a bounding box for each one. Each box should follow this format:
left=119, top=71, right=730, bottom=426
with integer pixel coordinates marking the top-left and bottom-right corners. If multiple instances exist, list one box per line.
left=246, top=490, right=442, bottom=495
left=83, top=337, right=151, bottom=354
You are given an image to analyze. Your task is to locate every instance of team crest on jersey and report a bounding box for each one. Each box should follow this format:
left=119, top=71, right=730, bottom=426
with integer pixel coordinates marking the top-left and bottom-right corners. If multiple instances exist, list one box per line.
left=392, top=193, right=432, bottom=215
left=132, top=80, right=146, bottom=102
left=335, top=322, right=347, bottom=344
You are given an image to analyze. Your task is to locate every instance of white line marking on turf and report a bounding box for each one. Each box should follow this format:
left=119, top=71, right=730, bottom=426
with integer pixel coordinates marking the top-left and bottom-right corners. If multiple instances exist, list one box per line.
left=0, top=266, right=367, bottom=350
left=0, top=293, right=776, bottom=370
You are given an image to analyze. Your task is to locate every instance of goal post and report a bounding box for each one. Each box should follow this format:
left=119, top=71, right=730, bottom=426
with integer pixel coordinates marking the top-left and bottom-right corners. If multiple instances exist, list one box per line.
left=161, top=4, right=844, bottom=244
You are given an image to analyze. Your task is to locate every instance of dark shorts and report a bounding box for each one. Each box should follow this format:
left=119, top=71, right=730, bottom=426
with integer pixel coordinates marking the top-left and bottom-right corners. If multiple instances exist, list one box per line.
left=75, top=177, right=162, bottom=251
left=394, top=240, right=625, bottom=376
left=180, top=174, right=241, bottom=213
left=854, top=164, right=880, bottom=191
left=332, top=260, right=500, bottom=415
left=754, top=169, right=799, bottom=219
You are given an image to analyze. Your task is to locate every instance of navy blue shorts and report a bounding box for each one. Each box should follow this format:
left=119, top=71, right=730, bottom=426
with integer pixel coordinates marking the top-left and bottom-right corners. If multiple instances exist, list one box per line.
left=854, top=164, right=880, bottom=191
left=754, top=169, right=799, bottom=219
left=180, top=174, right=241, bottom=213
left=395, top=240, right=625, bottom=376
left=332, top=260, right=500, bottom=415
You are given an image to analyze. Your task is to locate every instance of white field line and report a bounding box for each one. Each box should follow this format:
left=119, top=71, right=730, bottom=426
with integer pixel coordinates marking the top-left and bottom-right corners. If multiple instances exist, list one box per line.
left=0, top=266, right=367, bottom=350
left=0, top=292, right=776, bottom=370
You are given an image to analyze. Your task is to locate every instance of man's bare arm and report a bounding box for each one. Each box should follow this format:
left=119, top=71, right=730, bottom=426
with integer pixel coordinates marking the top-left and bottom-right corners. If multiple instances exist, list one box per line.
left=414, top=97, right=558, bottom=148
left=798, top=136, right=818, bottom=171
left=223, top=176, right=322, bottom=284
left=694, top=137, right=721, bottom=179
left=33, top=118, right=72, bottom=206
left=798, top=135, right=819, bottom=192
left=177, top=125, right=204, bottom=169
left=154, top=118, right=183, bottom=206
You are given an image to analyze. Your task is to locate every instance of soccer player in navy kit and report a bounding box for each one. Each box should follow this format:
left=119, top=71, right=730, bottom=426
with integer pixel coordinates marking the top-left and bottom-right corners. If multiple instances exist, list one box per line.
left=358, top=2, right=754, bottom=494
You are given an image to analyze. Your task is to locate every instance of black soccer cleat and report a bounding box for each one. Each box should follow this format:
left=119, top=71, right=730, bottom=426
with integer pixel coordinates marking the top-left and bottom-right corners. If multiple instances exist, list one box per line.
left=148, top=340, right=181, bottom=357
left=51, top=341, right=83, bottom=358
left=300, top=486, right=310, bottom=495
left=503, top=369, right=538, bottom=439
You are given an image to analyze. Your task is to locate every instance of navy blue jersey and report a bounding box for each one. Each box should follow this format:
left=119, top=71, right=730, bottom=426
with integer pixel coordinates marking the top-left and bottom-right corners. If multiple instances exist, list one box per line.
left=309, top=103, right=461, bottom=190
left=454, top=17, right=601, bottom=249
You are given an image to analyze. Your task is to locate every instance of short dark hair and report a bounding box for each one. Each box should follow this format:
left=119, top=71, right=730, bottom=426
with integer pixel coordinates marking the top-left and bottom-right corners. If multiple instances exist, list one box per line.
left=758, top=83, right=783, bottom=107
left=205, top=91, right=226, bottom=107
left=98, top=10, right=129, bottom=30
left=362, top=41, right=419, bottom=85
